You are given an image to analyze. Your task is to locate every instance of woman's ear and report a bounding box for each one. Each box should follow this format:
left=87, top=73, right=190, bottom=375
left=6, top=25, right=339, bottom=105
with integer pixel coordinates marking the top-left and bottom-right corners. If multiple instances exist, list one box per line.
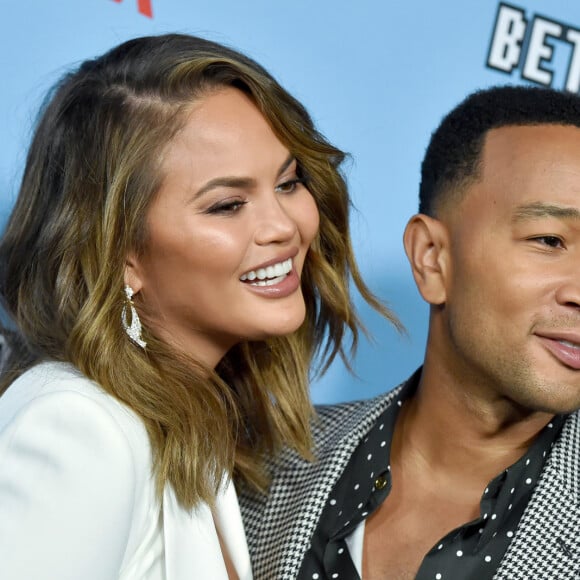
left=124, top=252, right=144, bottom=294
left=403, top=214, right=451, bottom=305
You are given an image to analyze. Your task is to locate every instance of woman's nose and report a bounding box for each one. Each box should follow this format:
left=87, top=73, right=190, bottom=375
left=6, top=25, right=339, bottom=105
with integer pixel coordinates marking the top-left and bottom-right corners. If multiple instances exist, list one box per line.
left=253, top=196, right=298, bottom=246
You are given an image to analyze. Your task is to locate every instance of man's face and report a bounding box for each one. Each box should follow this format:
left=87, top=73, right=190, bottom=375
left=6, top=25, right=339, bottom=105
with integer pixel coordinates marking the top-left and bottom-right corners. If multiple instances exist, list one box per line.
left=435, top=124, right=580, bottom=414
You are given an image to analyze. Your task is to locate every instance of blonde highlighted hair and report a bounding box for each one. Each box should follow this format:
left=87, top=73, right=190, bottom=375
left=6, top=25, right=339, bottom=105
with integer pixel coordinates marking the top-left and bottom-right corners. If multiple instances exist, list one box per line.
left=0, top=34, right=399, bottom=508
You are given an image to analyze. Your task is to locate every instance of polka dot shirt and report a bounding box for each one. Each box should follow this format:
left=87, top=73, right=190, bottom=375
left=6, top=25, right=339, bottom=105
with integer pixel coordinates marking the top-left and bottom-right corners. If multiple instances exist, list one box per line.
left=298, top=373, right=565, bottom=580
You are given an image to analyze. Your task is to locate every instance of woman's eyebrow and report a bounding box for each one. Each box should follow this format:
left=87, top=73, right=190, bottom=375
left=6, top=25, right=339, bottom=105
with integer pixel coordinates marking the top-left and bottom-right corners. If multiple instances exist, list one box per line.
left=276, top=154, right=295, bottom=178
left=190, top=154, right=296, bottom=202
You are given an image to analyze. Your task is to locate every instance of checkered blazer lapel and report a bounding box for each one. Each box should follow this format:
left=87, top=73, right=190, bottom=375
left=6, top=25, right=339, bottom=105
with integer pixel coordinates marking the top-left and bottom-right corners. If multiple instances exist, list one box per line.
left=494, top=411, right=580, bottom=579
left=238, top=384, right=403, bottom=580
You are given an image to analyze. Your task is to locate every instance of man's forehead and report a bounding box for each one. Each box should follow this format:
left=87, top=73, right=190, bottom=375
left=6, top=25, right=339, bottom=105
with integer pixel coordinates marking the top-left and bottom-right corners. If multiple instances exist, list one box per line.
left=483, top=123, right=580, bottom=148
left=479, top=124, right=580, bottom=179
left=449, top=125, right=580, bottom=221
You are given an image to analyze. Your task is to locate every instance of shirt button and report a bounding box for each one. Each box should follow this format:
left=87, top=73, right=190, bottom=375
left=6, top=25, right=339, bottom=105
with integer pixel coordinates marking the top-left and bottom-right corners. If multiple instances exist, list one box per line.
left=374, top=474, right=388, bottom=490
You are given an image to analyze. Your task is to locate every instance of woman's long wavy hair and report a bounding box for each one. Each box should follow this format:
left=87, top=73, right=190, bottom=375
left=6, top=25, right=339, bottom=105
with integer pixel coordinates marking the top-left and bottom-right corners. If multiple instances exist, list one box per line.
left=0, top=34, right=399, bottom=508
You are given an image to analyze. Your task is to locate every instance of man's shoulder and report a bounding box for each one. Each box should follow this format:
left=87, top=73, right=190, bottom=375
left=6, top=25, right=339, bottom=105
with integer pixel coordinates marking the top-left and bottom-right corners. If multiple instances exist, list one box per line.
left=262, top=380, right=405, bottom=474
left=237, top=378, right=409, bottom=579
left=310, top=384, right=403, bottom=458
left=314, top=386, right=400, bottom=420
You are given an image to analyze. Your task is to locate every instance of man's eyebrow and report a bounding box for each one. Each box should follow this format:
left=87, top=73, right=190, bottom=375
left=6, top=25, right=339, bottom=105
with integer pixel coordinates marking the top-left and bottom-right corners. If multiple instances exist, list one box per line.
left=512, top=202, right=580, bottom=222
left=190, top=154, right=296, bottom=202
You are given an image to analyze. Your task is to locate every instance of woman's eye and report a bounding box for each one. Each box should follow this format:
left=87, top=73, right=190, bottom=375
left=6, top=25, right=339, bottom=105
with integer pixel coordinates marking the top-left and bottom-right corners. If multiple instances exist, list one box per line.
left=532, top=235, right=563, bottom=248
left=206, top=200, right=247, bottom=215
left=275, top=178, right=305, bottom=194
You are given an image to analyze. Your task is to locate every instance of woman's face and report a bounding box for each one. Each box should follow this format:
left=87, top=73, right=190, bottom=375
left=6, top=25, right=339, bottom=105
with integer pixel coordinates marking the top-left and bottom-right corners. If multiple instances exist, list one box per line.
left=126, top=87, right=319, bottom=367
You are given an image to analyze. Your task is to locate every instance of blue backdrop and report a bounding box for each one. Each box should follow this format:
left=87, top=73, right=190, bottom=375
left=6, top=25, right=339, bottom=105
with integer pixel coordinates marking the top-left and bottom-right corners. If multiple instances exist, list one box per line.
left=2, top=0, right=580, bottom=402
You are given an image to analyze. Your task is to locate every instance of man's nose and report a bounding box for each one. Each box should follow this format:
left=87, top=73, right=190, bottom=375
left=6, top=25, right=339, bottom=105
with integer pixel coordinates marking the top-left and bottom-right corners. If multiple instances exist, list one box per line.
left=555, top=273, right=580, bottom=309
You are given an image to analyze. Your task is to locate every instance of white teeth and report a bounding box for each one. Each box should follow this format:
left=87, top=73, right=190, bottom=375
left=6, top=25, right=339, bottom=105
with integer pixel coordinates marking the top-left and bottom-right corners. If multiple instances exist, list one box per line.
left=559, top=339, right=580, bottom=349
left=250, top=275, right=286, bottom=287
left=240, top=258, right=292, bottom=282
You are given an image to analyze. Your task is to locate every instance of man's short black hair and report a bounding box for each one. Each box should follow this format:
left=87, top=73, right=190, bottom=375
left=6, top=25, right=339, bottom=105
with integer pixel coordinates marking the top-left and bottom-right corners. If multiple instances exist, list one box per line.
left=419, top=85, right=580, bottom=216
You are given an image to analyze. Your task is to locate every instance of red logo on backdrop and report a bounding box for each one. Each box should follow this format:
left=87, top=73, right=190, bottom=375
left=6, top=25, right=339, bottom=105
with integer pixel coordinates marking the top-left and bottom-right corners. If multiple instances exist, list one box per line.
left=111, top=0, right=153, bottom=18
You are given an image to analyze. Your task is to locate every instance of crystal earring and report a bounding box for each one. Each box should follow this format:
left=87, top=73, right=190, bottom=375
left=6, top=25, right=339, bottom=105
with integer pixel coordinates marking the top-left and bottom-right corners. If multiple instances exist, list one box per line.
left=121, top=285, right=147, bottom=349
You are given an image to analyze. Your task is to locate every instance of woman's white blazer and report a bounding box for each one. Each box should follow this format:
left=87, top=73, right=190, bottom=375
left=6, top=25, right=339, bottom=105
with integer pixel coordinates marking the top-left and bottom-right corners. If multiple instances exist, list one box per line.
left=0, top=362, right=253, bottom=580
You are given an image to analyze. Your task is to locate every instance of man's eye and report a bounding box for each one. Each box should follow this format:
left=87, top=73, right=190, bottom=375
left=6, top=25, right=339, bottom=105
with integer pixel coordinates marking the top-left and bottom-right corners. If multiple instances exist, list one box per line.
left=532, top=235, right=563, bottom=248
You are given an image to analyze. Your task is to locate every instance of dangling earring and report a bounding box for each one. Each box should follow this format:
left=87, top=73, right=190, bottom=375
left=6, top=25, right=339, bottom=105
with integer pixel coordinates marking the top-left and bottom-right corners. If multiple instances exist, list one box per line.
left=121, top=285, right=147, bottom=349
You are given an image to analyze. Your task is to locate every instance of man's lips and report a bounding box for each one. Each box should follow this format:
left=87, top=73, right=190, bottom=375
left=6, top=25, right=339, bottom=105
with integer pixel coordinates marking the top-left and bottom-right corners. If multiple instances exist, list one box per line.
left=536, top=331, right=580, bottom=370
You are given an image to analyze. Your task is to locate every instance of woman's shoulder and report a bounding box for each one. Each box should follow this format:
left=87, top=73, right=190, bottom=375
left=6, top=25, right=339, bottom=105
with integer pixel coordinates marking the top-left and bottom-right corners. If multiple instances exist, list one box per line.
left=0, top=361, right=151, bottom=464
left=0, top=361, right=160, bottom=578
left=4, top=359, right=114, bottom=397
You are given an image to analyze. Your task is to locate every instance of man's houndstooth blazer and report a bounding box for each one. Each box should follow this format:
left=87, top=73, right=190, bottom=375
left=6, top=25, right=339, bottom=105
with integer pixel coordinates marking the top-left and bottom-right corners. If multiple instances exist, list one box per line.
left=238, top=377, right=580, bottom=580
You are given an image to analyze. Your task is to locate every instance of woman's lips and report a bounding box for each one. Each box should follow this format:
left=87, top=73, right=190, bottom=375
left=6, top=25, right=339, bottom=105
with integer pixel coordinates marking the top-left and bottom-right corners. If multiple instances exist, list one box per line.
left=241, top=268, right=300, bottom=298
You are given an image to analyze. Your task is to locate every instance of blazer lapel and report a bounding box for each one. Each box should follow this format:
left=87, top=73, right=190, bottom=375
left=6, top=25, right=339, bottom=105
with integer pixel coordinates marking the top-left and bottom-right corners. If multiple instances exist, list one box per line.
left=213, top=480, right=254, bottom=580
left=494, top=412, right=580, bottom=579
left=163, top=485, right=230, bottom=580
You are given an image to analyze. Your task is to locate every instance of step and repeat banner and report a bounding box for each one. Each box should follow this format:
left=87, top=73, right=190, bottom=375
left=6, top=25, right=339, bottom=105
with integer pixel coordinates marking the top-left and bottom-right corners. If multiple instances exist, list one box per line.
left=1, top=0, right=579, bottom=402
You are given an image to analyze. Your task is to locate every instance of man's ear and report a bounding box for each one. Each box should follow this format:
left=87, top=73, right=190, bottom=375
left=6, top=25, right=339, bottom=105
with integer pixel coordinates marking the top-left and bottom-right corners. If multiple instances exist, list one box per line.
left=403, top=214, right=451, bottom=305
left=124, top=252, right=144, bottom=294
